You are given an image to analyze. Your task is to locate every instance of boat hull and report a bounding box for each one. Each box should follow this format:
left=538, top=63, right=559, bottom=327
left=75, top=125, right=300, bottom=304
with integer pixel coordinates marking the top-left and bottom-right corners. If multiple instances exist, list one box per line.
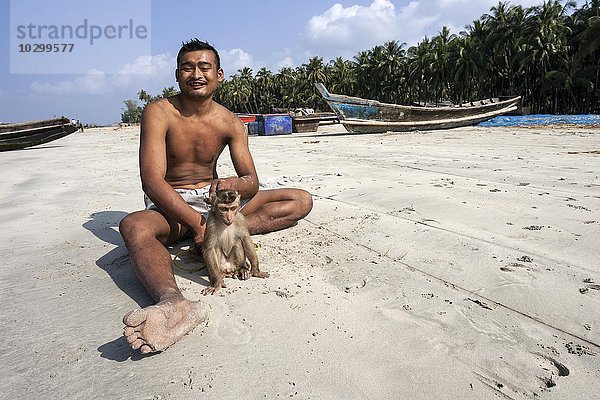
left=0, top=118, right=78, bottom=151
left=315, top=83, right=520, bottom=133
left=292, top=116, right=320, bottom=133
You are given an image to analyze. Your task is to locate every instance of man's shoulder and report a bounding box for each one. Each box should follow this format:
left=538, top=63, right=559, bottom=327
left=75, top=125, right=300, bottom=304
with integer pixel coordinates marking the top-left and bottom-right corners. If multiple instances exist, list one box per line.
left=145, top=96, right=178, bottom=114
left=212, top=103, right=246, bottom=131
left=212, top=101, right=237, bottom=120
left=140, top=98, right=170, bottom=124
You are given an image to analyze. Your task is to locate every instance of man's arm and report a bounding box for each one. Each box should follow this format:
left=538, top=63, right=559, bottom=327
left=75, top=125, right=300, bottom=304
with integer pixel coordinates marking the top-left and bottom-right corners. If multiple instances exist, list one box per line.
left=139, top=102, right=204, bottom=234
left=210, top=116, right=259, bottom=199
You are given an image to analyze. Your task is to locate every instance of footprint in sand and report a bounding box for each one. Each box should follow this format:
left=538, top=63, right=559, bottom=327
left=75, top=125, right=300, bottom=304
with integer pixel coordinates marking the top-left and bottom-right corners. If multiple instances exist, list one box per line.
left=473, top=371, right=517, bottom=398
left=565, top=341, right=597, bottom=356
left=457, top=304, right=517, bottom=343
left=211, top=305, right=253, bottom=345
left=534, top=353, right=570, bottom=389
left=500, top=255, right=537, bottom=273
left=474, top=352, right=570, bottom=398
left=578, top=278, right=600, bottom=294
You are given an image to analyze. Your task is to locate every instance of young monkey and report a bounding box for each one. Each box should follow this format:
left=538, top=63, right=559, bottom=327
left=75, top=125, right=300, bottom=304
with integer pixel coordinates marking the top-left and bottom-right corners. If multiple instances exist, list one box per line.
left=201, top=189, right=269, bottom=295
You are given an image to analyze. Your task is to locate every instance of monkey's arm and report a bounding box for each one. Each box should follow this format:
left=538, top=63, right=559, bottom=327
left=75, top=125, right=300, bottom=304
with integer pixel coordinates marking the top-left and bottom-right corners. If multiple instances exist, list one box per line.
left=241, top=235, right=269, bottom=279
left=201, top=247, right=226, bottom=295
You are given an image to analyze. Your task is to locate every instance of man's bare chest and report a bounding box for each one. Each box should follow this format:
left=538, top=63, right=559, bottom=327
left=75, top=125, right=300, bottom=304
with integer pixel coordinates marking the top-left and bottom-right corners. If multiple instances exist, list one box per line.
left=165, top=124, right=225, bottom=163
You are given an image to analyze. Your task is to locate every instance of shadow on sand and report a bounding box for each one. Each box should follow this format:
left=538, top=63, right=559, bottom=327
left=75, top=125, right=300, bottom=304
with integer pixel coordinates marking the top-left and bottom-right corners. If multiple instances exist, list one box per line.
left=83, top=210, right=210, bottom=361
left=83, top=211, right=152, bottom=307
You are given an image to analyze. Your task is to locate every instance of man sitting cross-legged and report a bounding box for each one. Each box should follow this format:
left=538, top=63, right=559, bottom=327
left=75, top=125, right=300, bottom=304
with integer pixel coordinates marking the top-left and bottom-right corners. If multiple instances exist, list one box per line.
left=119, top=39, right=312, bottom=354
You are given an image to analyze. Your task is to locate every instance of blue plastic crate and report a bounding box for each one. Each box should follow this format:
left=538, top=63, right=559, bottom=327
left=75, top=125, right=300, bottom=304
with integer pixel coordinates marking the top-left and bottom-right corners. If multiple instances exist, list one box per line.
left=247, top=121, right=259, bottom=135
left=256, top=114, right=292, bottom=136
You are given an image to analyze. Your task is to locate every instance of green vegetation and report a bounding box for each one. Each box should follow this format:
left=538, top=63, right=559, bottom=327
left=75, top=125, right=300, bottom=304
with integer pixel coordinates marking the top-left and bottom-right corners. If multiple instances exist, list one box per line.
left=120, top=99, right=142, bottom=124
left=121, top=87, right=180, bottom=123
left=124, top=0, right=599, bottom=122
left=137, top=87, right=180, bottom=105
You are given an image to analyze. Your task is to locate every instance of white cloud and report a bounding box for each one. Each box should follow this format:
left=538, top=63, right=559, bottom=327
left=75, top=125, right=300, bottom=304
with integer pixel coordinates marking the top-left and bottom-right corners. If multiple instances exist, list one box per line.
left=31, top=69, right=111, bottom=95
left=30, top=53, right=176, bottom=96
left=219, top=47, right=271, bottom=76
left=270, top=48, right=295, bottom=71
left=220, top=48, right=256, bottom=75
left=29, top=47, right=271, bottom=96
left=302, top=0, right=582, bottom=61
left=275, top=56, right=294, bottom=71
left=304, top=0, right=402, bottom=55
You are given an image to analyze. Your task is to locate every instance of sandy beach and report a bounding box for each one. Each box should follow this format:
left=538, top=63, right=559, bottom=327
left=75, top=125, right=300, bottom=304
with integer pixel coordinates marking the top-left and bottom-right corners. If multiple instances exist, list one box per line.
left=1, top=123, right=599, bottom=399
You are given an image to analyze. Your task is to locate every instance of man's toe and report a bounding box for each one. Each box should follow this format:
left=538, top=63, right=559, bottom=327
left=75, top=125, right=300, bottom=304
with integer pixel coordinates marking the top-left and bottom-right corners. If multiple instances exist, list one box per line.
left=123, top=309, right=147, bottom=326
left=140, top=343, right=156, bottom=354
left=123, top=326, right=138, bottom=336
left=130, top=338, right=146, bottom=350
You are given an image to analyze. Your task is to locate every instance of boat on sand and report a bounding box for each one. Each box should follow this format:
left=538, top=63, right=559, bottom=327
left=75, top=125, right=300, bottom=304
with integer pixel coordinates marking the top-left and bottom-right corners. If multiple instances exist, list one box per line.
left=0, top=117, right=78, bottom=151
left=315, top=83, right=520, bottom=133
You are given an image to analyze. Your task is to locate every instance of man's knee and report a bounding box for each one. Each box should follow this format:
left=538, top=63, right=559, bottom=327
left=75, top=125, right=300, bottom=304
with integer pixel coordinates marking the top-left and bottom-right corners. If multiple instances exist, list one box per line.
left=119, top=213, right=138, bottom=241
left=119, top=211, right=155, bottom=243
left=294, top=189, right=313, bottom=219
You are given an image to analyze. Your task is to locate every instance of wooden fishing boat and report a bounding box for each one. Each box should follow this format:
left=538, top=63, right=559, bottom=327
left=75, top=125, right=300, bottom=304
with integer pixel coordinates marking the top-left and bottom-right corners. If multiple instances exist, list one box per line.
left=315, top=83, right=520, bottom=133
left=0, top=117, right=78, bottom=151
left=292, top=113, right=338, bottom=133
left=292, top=114, right=320, bottom=133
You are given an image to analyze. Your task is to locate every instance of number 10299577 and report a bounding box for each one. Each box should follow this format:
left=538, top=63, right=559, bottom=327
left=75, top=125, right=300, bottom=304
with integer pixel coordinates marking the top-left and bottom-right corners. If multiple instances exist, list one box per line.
left=18, top=43, right=74, bottom=52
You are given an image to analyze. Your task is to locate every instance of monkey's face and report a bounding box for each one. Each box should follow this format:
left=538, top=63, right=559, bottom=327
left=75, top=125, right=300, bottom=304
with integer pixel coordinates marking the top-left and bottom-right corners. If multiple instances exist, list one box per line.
left=212, top=189, right=241, bottom=226
left=216, top=200, right=240, bottom=226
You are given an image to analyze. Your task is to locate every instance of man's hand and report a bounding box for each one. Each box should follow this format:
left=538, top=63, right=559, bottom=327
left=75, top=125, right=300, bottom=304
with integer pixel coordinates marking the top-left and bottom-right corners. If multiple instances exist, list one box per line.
left=210, top=176, right=257, bottom=198
left=192, top=215, right=207, bottom=255
left=209, top=177, right=237, bottom=194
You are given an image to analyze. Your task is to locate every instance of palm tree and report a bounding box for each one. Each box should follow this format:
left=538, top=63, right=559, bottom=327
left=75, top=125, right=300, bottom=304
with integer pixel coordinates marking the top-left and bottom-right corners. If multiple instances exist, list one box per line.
left=235, top=67, right=258, bottom=113
left=328, top=57, right=356, bottom=95
left=305, top=57, right=328, bottom=84
left=431, top=26, right=456, bottom=103
left=449, top=36, right=475, bottom=102
left=275, top=67, right=296, bottom=110
left=519, top=1, right=575, bottom=112
left=408, top=38, right=434, bottom=104
left=180, top=1, right=599, bottom=115
left=380, top=41, right=407, bottom=103
left=227, top=73, right=253, bottom=113
left=255, top=67, right=275, bottom=113
left=303, top=57, right=329, bottom=109
left=353, top=49, right=373, bottom=99
left=482, top=3, right=530, bottom=96
left=460, top=19, right=490, bottom=100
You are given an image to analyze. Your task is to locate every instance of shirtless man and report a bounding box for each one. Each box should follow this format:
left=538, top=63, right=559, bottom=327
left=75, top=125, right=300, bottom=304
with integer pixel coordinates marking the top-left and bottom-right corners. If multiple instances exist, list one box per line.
left=119, top=39, right=313, bottom=354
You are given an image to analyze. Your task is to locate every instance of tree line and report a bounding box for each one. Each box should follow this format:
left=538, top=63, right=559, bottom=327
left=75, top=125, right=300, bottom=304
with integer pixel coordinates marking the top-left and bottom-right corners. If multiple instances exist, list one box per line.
left=123, top=0, right=599, bottom=123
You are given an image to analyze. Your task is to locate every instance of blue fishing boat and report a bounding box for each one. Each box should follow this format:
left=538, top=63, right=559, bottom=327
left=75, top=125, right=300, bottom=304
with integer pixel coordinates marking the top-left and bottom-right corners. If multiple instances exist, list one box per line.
left=315, top=83, right=520, bottom=133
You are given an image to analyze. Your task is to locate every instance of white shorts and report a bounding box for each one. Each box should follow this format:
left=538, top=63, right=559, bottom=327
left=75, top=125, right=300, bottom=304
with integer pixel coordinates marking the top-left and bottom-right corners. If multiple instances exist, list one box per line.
left=144, top=186, right=211, bottom=217
left=144, top=186, right=250, bottom=217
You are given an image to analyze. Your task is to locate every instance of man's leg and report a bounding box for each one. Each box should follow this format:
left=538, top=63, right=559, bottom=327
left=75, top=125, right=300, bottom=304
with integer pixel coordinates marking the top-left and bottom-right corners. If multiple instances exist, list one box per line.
left=119, top=210, right=208, bottom=353
left=241, top=188, right=313, bottom=234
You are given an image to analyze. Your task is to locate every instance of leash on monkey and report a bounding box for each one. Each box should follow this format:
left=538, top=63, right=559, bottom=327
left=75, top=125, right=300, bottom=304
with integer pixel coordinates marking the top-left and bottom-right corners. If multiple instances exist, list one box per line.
left=172, top=241, right=261, bottom=274
left=171, top=188, right=260, bottom=274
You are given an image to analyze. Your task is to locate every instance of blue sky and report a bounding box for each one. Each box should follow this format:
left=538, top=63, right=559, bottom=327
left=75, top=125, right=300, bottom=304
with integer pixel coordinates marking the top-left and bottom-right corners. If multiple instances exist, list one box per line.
left=0, top=0, right=585, bottom=125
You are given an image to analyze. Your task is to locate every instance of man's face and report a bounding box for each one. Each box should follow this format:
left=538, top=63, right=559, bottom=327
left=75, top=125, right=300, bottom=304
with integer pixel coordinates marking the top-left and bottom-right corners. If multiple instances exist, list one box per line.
left=176, top=50, right=224, bottom=99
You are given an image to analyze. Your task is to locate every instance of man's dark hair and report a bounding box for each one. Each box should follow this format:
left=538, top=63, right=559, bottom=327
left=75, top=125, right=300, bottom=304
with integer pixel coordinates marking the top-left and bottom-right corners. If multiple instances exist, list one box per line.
left=176, top=38, right=221, bottom=70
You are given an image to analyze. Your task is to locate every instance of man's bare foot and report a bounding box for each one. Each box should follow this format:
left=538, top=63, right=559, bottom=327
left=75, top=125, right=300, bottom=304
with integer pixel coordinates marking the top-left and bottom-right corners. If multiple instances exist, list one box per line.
left=123, top=297, right=208, bottom=354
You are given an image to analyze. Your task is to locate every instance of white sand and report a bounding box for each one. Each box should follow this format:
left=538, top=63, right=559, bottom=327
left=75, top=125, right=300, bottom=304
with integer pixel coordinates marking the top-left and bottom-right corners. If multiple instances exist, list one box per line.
left=0, top=123, right=599, bottom=399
